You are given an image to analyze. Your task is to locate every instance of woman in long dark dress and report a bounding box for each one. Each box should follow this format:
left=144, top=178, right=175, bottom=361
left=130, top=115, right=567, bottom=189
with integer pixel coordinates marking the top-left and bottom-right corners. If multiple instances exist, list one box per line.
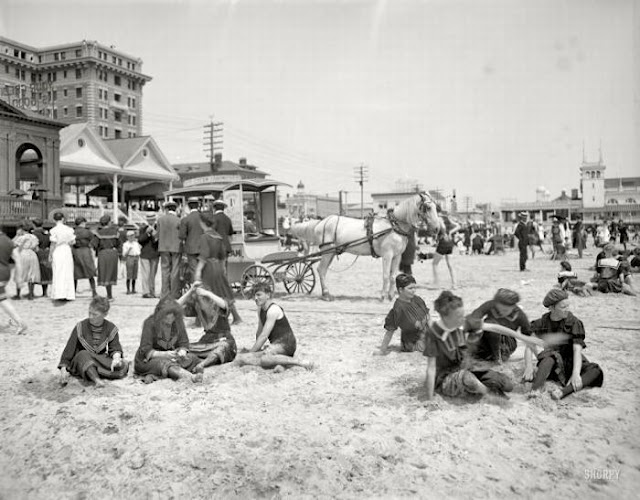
left=193, top=211, right=241, bottom=323
left=134, top=297, right=203, bottom=382
left=92, top=215, right=120, bottom=300
left=31, top=218, right=52, bottom=298
left=73, top=217, right=97, bottom=297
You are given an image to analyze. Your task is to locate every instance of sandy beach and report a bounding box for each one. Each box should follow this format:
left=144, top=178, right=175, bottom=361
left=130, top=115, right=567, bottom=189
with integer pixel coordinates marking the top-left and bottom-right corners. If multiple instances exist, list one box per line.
left=0, top=245, right=638, bottom=499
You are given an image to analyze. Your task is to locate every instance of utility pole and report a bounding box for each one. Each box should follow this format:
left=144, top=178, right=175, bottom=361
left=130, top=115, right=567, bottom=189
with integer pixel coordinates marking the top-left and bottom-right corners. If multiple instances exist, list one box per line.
left=203, top=119, right=223, bottom=173
left=354, top=164, right=368, bottom=218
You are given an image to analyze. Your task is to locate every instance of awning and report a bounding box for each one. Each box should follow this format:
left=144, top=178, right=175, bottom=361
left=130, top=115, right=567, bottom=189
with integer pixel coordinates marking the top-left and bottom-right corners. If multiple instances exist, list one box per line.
left=165, top=179, right=292, bottom=197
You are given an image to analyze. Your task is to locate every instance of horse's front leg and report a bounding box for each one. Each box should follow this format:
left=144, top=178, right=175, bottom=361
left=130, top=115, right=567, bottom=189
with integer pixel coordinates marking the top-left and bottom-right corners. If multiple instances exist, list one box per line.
left=388, top=254, right=401, bottom=300
left=380, top=255, right=395, bottom=301
left=317, top=253, right=335, bottom=301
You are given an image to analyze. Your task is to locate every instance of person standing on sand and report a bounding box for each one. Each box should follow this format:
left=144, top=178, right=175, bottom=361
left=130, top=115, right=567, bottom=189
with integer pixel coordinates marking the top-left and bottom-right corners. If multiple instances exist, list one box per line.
left=49, top=211, right=76, bottom=304
left=58, top=296, right=129, bottom=388
left=377, top=273, right=430, bottom=355
left=0, top=228, right=26, bottom=334
left=514, top=212, right=529, bottom=272
left=432, top=212, right=460, bottom=288
left=525, top=289, right=604, bottom=400
left=235, top=282, right=313, bottom=371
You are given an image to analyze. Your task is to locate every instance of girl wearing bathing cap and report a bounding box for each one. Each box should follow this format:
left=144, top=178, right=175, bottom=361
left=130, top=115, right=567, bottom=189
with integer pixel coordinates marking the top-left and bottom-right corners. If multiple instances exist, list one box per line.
left=377, top=273, right=430, bottom=355
left=527, top=289, right=603, bottom=400
left=465, top=288, right=531, bottom=363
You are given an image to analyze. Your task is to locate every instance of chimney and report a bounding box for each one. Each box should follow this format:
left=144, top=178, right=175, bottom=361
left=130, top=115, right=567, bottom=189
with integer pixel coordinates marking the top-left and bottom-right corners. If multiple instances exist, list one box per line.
left=239, top=157, right=247, bottom=167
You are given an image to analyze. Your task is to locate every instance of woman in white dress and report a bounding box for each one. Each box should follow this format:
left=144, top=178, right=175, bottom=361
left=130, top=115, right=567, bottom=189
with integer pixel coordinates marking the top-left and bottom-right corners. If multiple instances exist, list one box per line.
left=49, top=212, right=76, bottom=304
left=12, top=222, right=41, bottom=300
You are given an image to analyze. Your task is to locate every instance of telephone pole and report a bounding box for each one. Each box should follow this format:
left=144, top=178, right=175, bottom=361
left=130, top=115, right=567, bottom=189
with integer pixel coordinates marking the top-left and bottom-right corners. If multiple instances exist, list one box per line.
left=354, top=164, right=368, bottom=218
left=203, top=119, right=223, bottom=173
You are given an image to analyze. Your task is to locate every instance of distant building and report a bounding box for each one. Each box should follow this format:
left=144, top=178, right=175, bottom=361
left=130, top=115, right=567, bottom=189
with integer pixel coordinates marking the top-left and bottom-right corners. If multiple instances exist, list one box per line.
left=286, top=180, right=340, bottom=219
left=371, top=189, right=449, bottom=215
left=499, top=152, right=640, bottom=225
left=173, top=156, right=269, bottom=186
left=0, top=36, right=151, bottom=139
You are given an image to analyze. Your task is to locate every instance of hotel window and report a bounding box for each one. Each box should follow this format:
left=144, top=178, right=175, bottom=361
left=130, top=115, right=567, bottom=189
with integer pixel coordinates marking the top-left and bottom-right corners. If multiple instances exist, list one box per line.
left=114, top=111, right=121, bottom=122
left=76, top=106, right=83, bottom=117
left=131, top=82, right=136, bottom=91
left=114, top=93, right=121, bottom=102
left=625, top=198, right=636, bottom=204
left=76, top=87, right=82, bottom=98
left=53, top=109, right=57, bottom=119
left=75, top=49, right=81, bottom=57
left=104, top=126, right=108, bottom=137
left=132, top=116, right=136, bottom=126
left=52, top=90, right=57, bottom=100
left=112, top=56, right=116, bottom=64
left=75, top=68, right=82, bottom=79
left=114, top=75, right=121, bottom=86
left=54, top=52, right=59, bottom=61
left=13, top=49, right=19, bottom=57
left=99, top=126, right=103, bottom=136
left=63, top=70, right=67, bottom=79
left=63, top=107, right=68, bottom=116
left=4, top=65, right=8, bottom=73
left=61, top=52, right=66, bottom=60
left=104, top=90, right=108, bottom=100
left=30, top=72, right=36, bottom=82
left=131, top=98, right=136, bottom=109
left=63, top=89, right=68, bottom=97
left=117, top=58, right=122, bottom=66
left=115, top=129, right=122, bottom=139
left=98, top=89, right=102, bottom=99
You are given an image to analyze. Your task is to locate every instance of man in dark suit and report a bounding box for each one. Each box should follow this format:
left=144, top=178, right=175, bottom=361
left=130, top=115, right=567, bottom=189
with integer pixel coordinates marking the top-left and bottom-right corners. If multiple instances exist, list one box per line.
left=211, top=198, right=242, bottom=324
left=212, top=199, right=234, bottom=258
left=514, top=211, right=529, bottom=272
left=179, top=197, right=204, bottom=285
left=157, top=200, right=182, bottom=298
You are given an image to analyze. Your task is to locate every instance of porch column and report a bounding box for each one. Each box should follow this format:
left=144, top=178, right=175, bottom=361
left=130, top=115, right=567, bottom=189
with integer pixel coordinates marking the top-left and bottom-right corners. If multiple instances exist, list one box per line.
left=75, top=181, right=80, bottom=207
left=112, top=173, right=118, bottom=223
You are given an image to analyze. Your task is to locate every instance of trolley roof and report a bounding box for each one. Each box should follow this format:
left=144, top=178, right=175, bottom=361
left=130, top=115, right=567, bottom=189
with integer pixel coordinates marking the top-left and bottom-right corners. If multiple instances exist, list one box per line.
left=165, top=179, right=291, bottom=197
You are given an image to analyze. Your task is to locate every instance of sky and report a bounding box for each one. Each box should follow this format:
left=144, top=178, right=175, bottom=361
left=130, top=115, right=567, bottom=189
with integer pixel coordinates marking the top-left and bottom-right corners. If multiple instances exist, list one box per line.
left=2, top=0, right=638, bottom=205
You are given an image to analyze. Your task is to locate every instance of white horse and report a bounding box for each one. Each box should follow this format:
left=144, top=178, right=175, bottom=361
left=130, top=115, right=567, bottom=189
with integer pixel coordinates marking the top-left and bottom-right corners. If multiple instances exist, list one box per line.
left=287, top=219, right=321, bottom=255
left=303, top=193, right=440, bottom=301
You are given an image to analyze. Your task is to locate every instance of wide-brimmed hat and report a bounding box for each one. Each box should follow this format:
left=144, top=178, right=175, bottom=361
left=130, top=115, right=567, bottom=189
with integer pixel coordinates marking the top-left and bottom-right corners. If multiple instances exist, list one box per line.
left=163, top=200, right=177, bottom=210
left=212, top=198, right=227, bottom=207
left=518, top=211, right=527, bottom=219
left=187, top=196, right=200, bottom=204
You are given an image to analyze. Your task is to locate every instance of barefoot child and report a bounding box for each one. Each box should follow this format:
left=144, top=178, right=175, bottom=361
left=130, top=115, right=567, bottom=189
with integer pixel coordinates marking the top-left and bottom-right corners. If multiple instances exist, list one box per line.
left=58, top=296, right=129, bottom=387
left=178, top=285, right=237, bottom=371
left=134, top=297, right=204, bottom=383
left=423, top=291, right=541, bottom=400
left=526, top=289, right=604, bottom=400
left=235, top=282, right=313, bottom=370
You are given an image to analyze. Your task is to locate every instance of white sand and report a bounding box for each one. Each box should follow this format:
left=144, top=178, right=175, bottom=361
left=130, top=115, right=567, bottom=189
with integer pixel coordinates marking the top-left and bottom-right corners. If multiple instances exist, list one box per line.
left=0, top=247, right=638, bottom=498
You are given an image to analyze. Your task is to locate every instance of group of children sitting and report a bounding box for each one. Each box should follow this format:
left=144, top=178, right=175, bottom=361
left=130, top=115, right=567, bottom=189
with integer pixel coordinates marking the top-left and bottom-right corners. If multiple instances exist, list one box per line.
left=379, top=274, right=604, bottom=402
left=58, top=282, right=313, bottom=388
left=556, top=243, right=637, bottom=297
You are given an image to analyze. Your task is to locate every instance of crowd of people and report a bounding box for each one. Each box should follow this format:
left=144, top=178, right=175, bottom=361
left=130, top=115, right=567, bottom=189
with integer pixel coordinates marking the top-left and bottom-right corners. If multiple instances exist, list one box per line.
left=0, top=202, right=637, bottom=404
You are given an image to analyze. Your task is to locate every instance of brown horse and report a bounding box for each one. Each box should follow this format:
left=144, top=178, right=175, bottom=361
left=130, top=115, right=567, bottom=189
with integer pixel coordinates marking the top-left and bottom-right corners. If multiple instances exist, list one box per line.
left=295, top=193, right=440, bottom=300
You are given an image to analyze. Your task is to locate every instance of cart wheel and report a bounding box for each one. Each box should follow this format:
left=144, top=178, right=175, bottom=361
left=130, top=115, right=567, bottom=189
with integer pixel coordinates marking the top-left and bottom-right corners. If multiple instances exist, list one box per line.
left=241, top=265, right=275, bottom=298
left=283, top=262, right=316, bottom=294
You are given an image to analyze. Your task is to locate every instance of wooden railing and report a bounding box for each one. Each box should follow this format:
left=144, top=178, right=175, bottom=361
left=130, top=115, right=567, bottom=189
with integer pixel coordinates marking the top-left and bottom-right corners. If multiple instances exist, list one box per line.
left=0, top=196, right=44, bottom=221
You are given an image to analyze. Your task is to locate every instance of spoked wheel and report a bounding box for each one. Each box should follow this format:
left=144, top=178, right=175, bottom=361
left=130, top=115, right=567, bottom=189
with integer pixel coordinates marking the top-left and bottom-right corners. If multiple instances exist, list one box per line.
left=283, top=262, right=316, bottom=294
left=241, top=265, right=276, bottom=298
